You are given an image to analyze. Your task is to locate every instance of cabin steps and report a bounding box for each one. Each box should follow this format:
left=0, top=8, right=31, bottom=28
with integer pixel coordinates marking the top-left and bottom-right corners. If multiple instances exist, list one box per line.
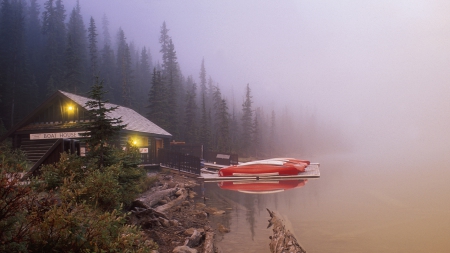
left=20, top=139, right=58, bottom=164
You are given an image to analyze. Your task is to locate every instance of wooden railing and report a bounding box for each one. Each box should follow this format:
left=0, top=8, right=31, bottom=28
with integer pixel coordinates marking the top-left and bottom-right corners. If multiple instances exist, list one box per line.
left=158, top=149, right=201, bottom=175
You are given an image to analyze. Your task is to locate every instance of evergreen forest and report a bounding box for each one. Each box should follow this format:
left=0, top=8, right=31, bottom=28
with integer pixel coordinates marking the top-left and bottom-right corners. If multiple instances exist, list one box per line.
left=0, top=0, right=309, bottom=157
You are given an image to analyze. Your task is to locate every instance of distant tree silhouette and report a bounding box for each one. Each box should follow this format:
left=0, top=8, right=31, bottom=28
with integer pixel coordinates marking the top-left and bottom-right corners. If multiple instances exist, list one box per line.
left=241, top=83, right=253, bottom=155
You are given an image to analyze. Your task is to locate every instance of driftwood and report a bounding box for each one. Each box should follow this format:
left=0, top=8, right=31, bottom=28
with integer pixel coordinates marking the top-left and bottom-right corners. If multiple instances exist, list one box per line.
left=267, top=208, right=306, bottom=253
left=184, top=229, right=203, bottom=247
left=202, top=231, right=214, bottom=253
left=155, top=188, right=188, bottom=213
left=132, top=187, right=178, bottom=209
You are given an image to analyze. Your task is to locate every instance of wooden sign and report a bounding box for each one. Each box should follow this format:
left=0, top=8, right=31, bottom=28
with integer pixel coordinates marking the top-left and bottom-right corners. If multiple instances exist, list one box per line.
left=30, top=131, right=88, bottom=140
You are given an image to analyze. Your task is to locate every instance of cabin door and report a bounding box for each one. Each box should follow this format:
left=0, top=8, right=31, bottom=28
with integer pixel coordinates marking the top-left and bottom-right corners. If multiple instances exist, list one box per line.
left=155, top=138, right=163, bottom=157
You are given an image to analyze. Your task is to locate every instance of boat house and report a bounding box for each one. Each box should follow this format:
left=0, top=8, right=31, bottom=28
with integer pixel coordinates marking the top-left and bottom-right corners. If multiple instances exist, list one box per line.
left=0, top=90, right=172, bottom=172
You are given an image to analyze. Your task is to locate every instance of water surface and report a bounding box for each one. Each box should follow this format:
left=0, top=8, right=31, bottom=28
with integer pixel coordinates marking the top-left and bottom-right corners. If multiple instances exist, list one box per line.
left=201, top=152, right=450, bottom=252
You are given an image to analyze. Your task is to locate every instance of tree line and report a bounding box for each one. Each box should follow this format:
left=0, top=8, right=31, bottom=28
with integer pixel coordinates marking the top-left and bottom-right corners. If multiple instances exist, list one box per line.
left=0, top=0, right=302, bottom=157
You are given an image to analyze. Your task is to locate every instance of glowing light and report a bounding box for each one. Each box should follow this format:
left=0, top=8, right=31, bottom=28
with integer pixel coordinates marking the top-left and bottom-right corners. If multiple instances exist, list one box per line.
left=68, top=105, right=74, bottom=111
left=133, top=140, right=137, bottom=145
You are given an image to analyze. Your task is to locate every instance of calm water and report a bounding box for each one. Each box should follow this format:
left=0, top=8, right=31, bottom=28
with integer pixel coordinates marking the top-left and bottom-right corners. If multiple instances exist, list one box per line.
left=200, top=152, right=450, bottom=253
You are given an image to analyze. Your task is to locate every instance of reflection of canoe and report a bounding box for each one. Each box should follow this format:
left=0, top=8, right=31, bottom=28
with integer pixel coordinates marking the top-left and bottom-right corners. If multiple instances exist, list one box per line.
left=218, top=158, right=310, bottom=177
left=218, top=179, right=307, bottom=194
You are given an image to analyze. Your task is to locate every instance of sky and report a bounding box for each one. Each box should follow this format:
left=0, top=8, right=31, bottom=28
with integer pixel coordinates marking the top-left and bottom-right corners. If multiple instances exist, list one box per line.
left=58, top=0, right=450, bottom=156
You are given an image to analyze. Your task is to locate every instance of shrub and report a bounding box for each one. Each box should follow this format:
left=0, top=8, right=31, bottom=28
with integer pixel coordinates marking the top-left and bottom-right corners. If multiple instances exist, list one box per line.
left=1, top=144, right=157, bottom=252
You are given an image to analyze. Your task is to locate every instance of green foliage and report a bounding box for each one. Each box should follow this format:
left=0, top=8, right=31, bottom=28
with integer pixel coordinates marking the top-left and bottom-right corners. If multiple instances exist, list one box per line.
left=0, top=142, right=28, bottom=171
left=26, top=197, right=157, bottom=253
left=82, top=77, right=126, bottom=168
left=41, top=143, right=145, bottom=211
left=0, top=143, right=157, bottom=252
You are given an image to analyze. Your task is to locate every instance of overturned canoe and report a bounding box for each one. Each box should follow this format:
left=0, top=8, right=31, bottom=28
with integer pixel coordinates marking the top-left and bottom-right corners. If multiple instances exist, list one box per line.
left=218, top=158, right=309, bottom=177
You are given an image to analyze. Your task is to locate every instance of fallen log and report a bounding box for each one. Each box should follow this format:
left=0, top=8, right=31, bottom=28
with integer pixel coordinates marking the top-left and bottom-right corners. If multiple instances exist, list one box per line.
left=202, top=231, right=214, bottom=253
left=267, top=208, right=306, bottom=253
left=155, top=188, right=189, bottom=213
left=132, top=187, right=178, bottom=209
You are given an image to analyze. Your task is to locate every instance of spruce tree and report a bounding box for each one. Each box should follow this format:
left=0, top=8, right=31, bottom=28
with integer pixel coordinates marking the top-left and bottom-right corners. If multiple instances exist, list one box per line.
left=252, top=108, right=261, bottom=157
left=211, top=85, right=222, bottom=149
left=159, top=21, right=170, bottom=71
left=82, top=77, right=126, bottom=168
left=99, top=14, right=115, bottom=102
left=88, top=16, right=98, bottom=81
left=25, top=0, right=44, bottom=102
left=183, top=77, right=198, bottom=143
left=121, top=43, right=133, bottom=107
left=216, top=98, right=230, bottom=152
left=199, top=58, right=207, bottom=97
left=241, top=83, right=253, bottom=155
left=115, top=28, right=133, bottom=107
left=147, top=68, right=169, bottom=131
left=42, top=0, right=66, bottom=94
left=199, top=93, right=212, bottom=150
left=269, top=110, right=276, bottom=156
left=136, top=46, right=151, bottom=114
left=0, top=0, right=29, bottom=128
left=64, top=1, right=87, bottom=93
left=159, top=22, right=179, bottom=138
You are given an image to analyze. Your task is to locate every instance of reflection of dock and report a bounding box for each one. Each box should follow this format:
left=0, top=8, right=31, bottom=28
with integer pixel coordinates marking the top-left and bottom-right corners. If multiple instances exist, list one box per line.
left=199, top=164, right=320, bottom=181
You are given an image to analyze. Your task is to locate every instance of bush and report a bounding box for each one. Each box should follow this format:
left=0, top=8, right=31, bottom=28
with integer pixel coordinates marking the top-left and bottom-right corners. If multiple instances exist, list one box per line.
left=1, top=144, right=157, bottom=252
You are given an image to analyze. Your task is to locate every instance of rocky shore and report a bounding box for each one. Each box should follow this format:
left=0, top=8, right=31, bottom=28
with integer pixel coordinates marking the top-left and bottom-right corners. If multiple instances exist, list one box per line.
left=129, top=172, right=227, bottom=253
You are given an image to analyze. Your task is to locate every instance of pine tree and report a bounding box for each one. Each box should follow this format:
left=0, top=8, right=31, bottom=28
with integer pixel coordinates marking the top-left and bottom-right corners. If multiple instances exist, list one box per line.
left=211, top=85, right=222, bottom=149
left=88, top=16, right=98, bottom=81
left=216, top=98, right=230, bottom=152
left=25, top=0, right=44, bottom=102
left=121, top=43, right=133, bottom=107
left=82, top=77, right=126, bottom=168
left=199, top=93, right=212, bottom=150
left=64, top=1, right=87, bottom=93
left=99, top=14, right=115, bottom=102
left=147, top=68, right=169, bottom=131
left=114, top=28, right=133, bottom=107
left=136, top=46, right=151, bottom=114
left=159, top=22, right=179, bottom=138
left=241, top=83, right=253, bottom=155
left=183, top=76, right=198, bottom=143
left=101, top=14, right=111, bottom=48
left=0, top=0, right=29, bottom=128
left=252, top=108, right=261, bottom=157
left=42, top=0, right=66, bottom=94
left=159, top=21, right=170, bottom=71
left=199, top=58, right=207, bottom=97
left=269, top=110, right=276, bottom=156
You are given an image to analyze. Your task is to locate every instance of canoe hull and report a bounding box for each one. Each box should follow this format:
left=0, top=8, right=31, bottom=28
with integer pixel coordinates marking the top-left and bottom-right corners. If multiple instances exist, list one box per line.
left=218, top=162, right=308, bottom=177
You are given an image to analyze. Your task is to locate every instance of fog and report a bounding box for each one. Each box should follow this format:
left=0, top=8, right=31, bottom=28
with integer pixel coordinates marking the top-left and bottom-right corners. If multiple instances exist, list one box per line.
left=59, top=0, right=450, bottom=160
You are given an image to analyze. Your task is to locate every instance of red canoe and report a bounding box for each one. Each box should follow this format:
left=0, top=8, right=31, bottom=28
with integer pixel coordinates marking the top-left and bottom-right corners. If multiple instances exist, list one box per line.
left=218, top=179, right=307, bottom=194
left=218, top=158, right=310, bottom=177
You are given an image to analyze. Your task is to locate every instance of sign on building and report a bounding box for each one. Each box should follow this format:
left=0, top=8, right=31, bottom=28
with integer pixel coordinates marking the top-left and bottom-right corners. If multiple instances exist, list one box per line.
left=30, top=131, right=88, bottom=140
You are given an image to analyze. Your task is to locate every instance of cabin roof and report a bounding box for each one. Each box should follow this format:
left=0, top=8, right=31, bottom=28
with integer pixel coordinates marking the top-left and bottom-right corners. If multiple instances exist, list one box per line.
left=59, top=91, right=171, bottom=137
left=0, top=90, right=171, bottom=142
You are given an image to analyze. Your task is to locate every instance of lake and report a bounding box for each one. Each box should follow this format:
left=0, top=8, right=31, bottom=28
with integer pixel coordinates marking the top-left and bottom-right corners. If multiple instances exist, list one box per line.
left=199, top=151, right=450, bottom=252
